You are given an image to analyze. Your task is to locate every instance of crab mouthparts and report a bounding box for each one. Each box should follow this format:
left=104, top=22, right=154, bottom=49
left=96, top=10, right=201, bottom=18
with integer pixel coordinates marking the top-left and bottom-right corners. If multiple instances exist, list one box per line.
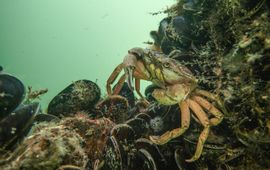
left=125, top=67, right=134, bottom=91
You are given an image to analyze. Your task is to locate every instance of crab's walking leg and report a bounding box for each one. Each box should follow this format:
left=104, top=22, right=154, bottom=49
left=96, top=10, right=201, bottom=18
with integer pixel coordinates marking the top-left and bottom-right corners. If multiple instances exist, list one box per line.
left=106, top=63, right=123, bottom=95
left=195, top=89, right=228, bottom=116
left=113, top=74, right=126, bottom=95
left=135, top=78, right=150, bottom=105
left=192, top=96, right=223, bottom=126
left=135, top=78, right=143, bottom=99
left=194, top=89, right=218, bottom=102
left=186, top=98, right=210, bottom=162
left=150, top=101, right=190, bottom=144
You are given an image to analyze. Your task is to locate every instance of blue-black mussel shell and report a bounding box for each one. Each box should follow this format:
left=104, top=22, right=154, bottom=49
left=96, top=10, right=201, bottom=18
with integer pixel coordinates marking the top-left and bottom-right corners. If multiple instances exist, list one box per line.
left=0, top=102, right=41, bottom=150
left=0, top=73, right=25, bottom=120
left=47, top=80, right=101, bottom=118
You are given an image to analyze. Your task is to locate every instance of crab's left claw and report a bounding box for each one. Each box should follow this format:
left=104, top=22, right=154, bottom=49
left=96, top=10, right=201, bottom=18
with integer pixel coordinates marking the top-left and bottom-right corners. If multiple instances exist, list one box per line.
left=123, top=51, right=138, bottom=91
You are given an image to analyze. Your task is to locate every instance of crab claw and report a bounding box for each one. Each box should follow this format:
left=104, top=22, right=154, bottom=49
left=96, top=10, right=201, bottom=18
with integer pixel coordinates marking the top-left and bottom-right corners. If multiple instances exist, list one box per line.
left=125, top=67, right=134, bottom=91
left=123, top=52, right=138, bottom=91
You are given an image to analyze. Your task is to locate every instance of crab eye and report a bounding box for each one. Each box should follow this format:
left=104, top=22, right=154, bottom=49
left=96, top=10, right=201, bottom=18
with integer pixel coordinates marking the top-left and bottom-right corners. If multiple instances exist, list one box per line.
left=163, top=62, right=170, bottom=68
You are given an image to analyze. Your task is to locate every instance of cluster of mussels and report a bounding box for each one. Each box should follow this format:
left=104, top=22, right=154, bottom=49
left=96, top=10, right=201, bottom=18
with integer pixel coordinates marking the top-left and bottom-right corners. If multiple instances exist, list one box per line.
left=0, top=68, right=186, bottom=170
left=0, top=68, right=41, bottom=152
left=149, top=0, right=270, bottom=169
left=0, top=69, right=113, bottom=170
left=0, top=67, right=230, bottom=170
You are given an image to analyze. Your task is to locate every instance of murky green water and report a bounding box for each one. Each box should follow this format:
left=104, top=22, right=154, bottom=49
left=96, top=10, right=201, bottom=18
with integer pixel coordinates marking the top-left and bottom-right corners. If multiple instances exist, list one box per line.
left=0, top=0, right=174, bottom=109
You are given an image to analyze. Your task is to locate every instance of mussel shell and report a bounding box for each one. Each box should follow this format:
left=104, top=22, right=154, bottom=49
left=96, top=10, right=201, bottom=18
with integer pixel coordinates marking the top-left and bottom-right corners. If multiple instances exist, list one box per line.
left=113, top=82, right=135, bottom=108
left=34, top=113, right=60, bottom=123
left=134, top=149, right=158, bottom=170
left=160, top=38, right=175, bottom=55
left=158, top=17, right=171, bottom=42
left=174, top=147, right=202, bottom=170
left=95, top=95, right=128, bottom=123
left=126, top=118, right=149, bottom=138
left=149, top=17, right=170, bottom=48
left=174, top=148, right=187, bottom=170
left=146, top=103, right=181, bottom=135
left=103, top=136, right=126, bottom=170
left=0, top=74, right=25, bottom=120
left=110, top=124, right=135, bottom=142
left=47, top=80, right=100, bottom=118
left=134, top=138, right=165, bottom=169
left=135, top=113, right=151, bottom=122
left=0, top=102, right=40, bottom=150
left=172, top=16, right=189, bottom=35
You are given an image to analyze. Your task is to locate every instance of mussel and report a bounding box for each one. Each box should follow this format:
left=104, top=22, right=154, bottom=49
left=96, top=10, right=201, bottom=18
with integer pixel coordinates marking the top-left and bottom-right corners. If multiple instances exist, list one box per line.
left=0, top=72, right=46, bottom=150
left=0, top=102, right=41, bottom=150
left=95, top=95, right=129, bottom=123
left=47, top=80, right=101, bottom=118
left=103, top=136, right=127, bottom=170
left=0, top=73, right=25, bottom=120
left=126, top=117, right=149, bottom=138
left=133, top=138, right=166, bottom=170
left=113, top=82, right=135, bottom=108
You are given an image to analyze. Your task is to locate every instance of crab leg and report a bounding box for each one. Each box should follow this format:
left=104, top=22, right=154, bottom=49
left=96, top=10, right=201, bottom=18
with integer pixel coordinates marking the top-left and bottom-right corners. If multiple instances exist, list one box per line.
left=186, top=98, right=210, bottom=162
left=135, top=78, right=143, bottom=99
left=195, top=89, right=228, bottom=116
left=192, top=96, right=223, bottom=126
left=194, top=89, right=217, bottom=101
left=112, top=74, right=126, bottom=95
left=150, top=101, right=190, bottom=144
left=135, top=78, right=150, bottom=106
left=123, top=52, right=139, bottom=91
left=106, top=63, right=124, bottom=95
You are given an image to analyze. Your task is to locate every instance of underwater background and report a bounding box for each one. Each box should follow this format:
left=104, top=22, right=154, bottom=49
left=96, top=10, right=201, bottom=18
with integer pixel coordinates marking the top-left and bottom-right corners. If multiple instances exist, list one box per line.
left=0, top=0, right=174, bottom=109
left=1, top=0, right=270, bottom=169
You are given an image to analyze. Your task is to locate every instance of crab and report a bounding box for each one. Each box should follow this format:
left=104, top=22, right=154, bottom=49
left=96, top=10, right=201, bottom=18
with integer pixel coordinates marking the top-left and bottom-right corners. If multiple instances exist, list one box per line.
left=106, top=47, right=224, bottom=162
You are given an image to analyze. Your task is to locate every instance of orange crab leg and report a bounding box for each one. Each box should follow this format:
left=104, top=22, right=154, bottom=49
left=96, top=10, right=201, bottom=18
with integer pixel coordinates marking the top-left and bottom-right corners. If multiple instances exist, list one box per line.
left=135, top=78, right=150, bottom=106
left=186, top=98, right=210, bottom=162
left=133, top=61, right=150, bottom=80
left=192, top=96, right=223, bottom=126
left=150, top=101, right=190, bottom=144
left=135, top=78, right=144, bottom=99
left=194, top=89, right=217, bottom=101
left=112, top=74, right=126, bottom=95
left=106, top=63, right=124, bottom=95
left=195, top=89, right=228, bottom=115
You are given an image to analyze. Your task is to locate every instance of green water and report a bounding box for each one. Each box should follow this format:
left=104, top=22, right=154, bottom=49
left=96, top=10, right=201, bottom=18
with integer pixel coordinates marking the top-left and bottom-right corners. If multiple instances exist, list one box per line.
left=0, top=0, right=174, bottom=110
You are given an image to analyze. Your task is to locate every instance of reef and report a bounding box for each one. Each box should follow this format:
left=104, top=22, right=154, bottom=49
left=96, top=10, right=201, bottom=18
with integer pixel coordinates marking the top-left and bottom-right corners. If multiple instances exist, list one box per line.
left=0, top=0, right=270, bottom=169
